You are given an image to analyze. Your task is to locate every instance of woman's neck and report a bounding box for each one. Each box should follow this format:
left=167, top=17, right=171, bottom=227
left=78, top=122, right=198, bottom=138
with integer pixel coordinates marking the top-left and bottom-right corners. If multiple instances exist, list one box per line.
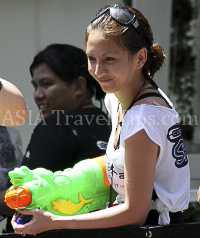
left=80, top=98, right=96, bottom=109
left=115, top=77, right=147, bottom=112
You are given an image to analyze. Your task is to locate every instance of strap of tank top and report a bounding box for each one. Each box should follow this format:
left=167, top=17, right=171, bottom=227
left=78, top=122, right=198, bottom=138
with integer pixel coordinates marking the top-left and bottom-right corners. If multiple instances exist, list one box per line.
left=133, top=92, right=172, bottom=109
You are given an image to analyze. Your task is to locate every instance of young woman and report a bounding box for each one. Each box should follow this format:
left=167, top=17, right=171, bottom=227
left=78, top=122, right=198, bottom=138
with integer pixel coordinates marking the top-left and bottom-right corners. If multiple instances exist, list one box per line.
left=11, top=5, right=190, bottom=235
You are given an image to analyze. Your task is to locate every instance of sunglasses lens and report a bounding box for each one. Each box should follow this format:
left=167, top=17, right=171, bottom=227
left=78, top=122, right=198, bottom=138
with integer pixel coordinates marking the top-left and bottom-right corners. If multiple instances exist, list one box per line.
left=91, top=5, right=111, bottom=23
left=91, top=5, right=136, bottom=27
left=90, top=5, right=144, bottom=44
left=110, top=8, right=136, bottom=25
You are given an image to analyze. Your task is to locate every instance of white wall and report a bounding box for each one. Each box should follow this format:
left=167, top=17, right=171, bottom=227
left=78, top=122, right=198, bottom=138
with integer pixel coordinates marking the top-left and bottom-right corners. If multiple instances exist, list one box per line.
left=132, top=0, right=172, bottom=93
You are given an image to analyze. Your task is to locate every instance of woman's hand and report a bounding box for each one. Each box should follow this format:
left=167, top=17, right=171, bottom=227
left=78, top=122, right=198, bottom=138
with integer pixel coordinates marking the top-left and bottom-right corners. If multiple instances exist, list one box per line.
left=12, top=209, right=55, bottom=235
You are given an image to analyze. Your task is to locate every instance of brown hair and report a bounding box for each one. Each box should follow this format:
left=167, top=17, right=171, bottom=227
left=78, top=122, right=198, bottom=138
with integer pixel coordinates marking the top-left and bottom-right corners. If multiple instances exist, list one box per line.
left=85, top=6, right=166, bottom=88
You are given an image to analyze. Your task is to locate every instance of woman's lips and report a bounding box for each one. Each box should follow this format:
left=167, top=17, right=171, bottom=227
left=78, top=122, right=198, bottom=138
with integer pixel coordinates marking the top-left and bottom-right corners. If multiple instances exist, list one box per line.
left=38, top=104, right=48, bottom=112
left=98, top=78, right=112, bottom=83
left=39, top=105, right=48, bottom=109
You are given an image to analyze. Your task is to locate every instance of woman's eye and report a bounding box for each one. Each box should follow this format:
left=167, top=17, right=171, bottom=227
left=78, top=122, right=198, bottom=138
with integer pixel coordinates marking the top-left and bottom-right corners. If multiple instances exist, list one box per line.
left=106, top=57, right=115, bottom=61
left=43, top=83, right=51, bottom=88
left=32, top=84, right=37, bottom=89
left=88, top=56, right=96, bottom=62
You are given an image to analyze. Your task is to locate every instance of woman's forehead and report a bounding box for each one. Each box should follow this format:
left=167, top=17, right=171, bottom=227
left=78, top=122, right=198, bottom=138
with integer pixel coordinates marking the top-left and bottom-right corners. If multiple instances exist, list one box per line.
left=87, top=30, right=117, bottom=47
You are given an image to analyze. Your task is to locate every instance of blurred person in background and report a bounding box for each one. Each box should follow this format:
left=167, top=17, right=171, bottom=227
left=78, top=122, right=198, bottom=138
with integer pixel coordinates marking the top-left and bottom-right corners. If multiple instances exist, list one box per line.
left=0, top=78, right=28, bottom=232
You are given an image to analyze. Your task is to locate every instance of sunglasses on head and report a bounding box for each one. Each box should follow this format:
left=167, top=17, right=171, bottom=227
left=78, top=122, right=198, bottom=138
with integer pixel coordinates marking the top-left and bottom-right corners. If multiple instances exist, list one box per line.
left=91, top=4, right=139, bottom=30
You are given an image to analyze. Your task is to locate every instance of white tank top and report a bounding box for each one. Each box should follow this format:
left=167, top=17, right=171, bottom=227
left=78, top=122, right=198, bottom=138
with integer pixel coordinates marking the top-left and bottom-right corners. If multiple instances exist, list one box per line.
left=105, top=92, right=190, bottom=225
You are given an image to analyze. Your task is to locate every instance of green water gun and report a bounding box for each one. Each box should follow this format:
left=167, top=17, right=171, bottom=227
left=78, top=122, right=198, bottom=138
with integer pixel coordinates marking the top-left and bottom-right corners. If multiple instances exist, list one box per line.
left=5, top=156, right=117, bottom=216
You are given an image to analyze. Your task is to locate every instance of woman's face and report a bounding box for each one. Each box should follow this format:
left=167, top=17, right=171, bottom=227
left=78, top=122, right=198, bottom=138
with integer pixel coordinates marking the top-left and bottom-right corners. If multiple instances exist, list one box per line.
left=86, top=30, right=138, bottom=95
left=31, top=63, right=76, bottom=119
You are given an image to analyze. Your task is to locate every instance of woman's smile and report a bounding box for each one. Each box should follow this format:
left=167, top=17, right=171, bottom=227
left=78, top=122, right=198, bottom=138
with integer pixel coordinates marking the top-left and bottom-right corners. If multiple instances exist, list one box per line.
left=38, top=103, right=49, bottom=114
left=97, top=77, right=113, bottom=84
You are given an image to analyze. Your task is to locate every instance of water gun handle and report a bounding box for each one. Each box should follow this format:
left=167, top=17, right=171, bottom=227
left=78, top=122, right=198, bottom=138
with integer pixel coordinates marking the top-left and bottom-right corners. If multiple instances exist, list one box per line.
left=16, top=215, right=33, bottom=224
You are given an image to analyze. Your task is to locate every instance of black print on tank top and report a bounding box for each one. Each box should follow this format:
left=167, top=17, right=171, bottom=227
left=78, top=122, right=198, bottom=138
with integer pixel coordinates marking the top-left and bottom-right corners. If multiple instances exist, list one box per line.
left=109, top=164, right=124, bottom=183
left=167, top=124, right=188, bottom=168
left=111, top=164, right=117, bottom=176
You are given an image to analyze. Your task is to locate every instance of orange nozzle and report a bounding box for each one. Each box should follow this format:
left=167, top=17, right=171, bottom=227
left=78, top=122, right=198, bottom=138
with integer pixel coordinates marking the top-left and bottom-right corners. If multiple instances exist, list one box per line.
left=4, top=185, right=32, bottom=209
left=93, top=155, right=110, bottom=186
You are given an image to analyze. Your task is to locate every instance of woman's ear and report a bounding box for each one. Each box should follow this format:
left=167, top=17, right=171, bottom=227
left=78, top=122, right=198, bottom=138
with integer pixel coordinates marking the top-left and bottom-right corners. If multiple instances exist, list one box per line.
left=74, top=76, right=87, bottom=96
left=137, top=47, right=147, bottom=69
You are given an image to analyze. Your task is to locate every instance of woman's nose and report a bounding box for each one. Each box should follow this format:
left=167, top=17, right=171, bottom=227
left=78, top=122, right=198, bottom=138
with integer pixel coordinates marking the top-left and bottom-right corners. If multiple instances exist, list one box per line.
left=95, top=63, right=107, bottom=77
left=34, top=88, right=45, bottom=100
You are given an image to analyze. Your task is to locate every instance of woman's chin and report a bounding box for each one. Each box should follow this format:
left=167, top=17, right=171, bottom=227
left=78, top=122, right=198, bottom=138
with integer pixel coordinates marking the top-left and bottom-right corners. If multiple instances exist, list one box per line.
left=39, top=110, right=51, bottom=119
left=100, top=85, right=117, bottom=94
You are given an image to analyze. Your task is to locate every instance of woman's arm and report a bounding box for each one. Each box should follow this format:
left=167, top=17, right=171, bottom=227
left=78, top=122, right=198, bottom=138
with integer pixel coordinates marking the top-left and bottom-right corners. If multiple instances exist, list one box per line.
left=197, top=187, right=200, bottom=203
left=0, top=78, right=28, bottom=126
left=12, top=129, right=158, bottom=235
